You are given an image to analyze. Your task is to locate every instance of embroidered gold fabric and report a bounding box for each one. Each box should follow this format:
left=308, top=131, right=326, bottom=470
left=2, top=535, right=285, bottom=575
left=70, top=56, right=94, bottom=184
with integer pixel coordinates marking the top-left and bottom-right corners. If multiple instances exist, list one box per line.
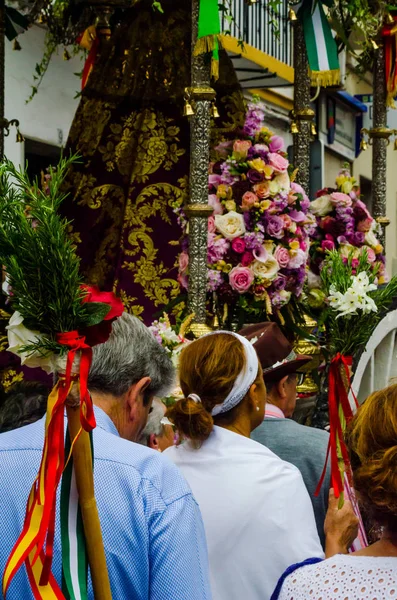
left=62, top=0, right=245, bottom=322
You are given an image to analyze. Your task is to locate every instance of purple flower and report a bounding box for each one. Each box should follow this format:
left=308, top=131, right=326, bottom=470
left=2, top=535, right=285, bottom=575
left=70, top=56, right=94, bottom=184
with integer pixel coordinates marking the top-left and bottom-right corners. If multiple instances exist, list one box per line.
left=266, top=215, right=284, bottom=239
left=269, top=135, right=284, bottom=153
left=247, top=169, right=264, bottom=184
left=207, top=233, right=229, bottom=264
left=209, top=174, right=222, bottom=187
left=272, top=197, right=288, bottom=211
left=353, top=231, right=365, bottom=245
left=272, top=275, right=287, bottom=291
left=207, top=269, right=223, bottom=292
left=252, top=143, right=269, bottom=159
left=220, top=162, right=238, bottom=185
left=244, top=231, right=265, bottom=250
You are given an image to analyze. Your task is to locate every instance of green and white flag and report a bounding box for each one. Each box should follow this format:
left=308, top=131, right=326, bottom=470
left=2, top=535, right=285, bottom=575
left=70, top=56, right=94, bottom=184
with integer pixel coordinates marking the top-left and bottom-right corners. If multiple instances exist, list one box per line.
left=299, top=0, right=340, bottom=87
left=61, top=432, right=89, bottom=600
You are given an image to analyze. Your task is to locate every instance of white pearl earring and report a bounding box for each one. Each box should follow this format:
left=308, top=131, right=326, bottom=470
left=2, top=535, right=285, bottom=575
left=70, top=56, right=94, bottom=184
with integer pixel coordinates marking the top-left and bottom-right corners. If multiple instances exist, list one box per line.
left=256, top=406, right=260, bottom=412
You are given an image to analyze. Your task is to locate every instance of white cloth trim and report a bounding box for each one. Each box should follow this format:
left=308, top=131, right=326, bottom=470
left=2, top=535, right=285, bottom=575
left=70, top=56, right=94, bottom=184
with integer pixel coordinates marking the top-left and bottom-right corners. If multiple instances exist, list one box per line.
left=201, top=331, right=259, bottom=416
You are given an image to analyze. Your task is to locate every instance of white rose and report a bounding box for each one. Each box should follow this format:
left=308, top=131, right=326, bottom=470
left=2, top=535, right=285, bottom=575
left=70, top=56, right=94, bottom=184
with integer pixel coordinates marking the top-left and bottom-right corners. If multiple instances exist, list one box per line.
left=339, top=243, right=360, bottom=259
left=6, top=311, right=55, bottom=373
left=310, top=195, right=333, bottom=217
left=252, top=256, right=279, bottom=281
left=215, top=211, right=246, bottom=240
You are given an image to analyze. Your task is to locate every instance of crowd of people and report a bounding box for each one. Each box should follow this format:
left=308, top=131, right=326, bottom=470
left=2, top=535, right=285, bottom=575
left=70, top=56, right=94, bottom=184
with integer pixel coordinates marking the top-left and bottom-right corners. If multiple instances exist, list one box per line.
left=0, top=312, right=396, bottom=599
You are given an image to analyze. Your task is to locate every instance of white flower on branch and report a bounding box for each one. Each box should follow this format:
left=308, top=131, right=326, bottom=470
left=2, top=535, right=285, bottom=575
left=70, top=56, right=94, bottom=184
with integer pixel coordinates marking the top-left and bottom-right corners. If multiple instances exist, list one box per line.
left=6, top=311, right=55, bottom=373
left=328, top=272, right=378, bottom=319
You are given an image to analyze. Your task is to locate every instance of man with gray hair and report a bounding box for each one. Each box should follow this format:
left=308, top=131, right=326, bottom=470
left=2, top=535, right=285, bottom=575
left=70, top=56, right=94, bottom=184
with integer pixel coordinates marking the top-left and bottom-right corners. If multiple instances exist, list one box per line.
left=0, top=313, right=212, bottom=599
left=138, top=397, right=175, bottom=451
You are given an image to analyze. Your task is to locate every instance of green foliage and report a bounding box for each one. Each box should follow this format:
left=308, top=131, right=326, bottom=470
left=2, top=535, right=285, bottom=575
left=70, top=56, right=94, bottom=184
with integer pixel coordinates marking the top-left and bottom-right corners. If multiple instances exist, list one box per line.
left=0, top=156, right=110, bottom=354
left=319, top=250, right=397, bottom=357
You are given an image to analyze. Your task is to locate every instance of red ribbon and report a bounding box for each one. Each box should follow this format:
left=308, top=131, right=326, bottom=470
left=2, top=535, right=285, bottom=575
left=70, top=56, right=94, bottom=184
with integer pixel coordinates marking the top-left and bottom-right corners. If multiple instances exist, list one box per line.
left=77, top=27, right=99, bottom=90
left=382, top=16, right=397, bottom=107
left=315, top=354, right=356, bottom=499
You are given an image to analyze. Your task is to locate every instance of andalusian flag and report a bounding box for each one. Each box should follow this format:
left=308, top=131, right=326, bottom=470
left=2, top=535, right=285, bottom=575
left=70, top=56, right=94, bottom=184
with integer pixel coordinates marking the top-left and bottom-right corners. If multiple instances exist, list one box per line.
left=61, top=432, right=89, bottom=600
left=299, top=0, right=340, bottom=87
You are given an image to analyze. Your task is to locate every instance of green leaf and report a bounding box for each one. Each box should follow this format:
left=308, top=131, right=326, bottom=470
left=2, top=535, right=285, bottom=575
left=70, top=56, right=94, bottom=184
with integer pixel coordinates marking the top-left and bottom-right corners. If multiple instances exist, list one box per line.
left=82, top=302, right=111, bottom=326
left=152, top=1, right=164, bottom=13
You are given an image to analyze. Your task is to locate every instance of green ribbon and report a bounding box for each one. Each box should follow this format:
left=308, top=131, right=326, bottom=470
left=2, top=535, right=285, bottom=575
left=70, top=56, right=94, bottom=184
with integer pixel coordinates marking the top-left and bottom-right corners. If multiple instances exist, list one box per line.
left=195, top=0, right=221, bottom=79
left=298, top=0, right=340, bottom=87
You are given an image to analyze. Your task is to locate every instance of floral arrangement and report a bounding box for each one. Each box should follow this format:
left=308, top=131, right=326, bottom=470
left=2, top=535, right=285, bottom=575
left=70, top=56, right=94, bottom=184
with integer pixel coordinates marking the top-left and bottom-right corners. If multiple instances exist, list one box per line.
left=0, top=157, right=122, bottom=598
left=149, top=313, right=192, bottom=405
left=315, top=249, right=397, bottom=506
left=306, top=168, right=387, bottom=309
left=177, top=101, right=316, bottom=326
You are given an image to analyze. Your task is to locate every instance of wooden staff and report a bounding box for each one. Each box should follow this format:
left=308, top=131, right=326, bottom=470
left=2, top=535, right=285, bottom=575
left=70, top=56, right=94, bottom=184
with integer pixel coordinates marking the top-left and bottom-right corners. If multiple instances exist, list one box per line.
left=66, top=387, right=112, bottom=600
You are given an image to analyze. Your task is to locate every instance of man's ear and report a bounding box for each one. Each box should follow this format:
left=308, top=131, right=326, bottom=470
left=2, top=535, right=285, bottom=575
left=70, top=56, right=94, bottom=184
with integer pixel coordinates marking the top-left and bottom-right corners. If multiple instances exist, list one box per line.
left=275, top=375, right=289, bottom=400
left=148, top=433, right=160, bottom=451
left=126, top=376, right=152, bottom=414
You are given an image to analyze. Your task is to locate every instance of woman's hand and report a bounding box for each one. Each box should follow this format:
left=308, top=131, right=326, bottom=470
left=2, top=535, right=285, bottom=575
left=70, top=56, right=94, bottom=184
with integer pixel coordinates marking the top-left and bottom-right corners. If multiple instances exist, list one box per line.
left=324, top=489, right=359, bottom=557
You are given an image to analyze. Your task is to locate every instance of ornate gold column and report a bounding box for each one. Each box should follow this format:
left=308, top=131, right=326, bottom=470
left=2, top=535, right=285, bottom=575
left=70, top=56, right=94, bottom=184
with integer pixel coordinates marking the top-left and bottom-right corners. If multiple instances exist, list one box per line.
left=370, top=45, right=391, bottom=246
left=290, top=18, right=314, bottom=193
left=185, top=0, right=214, bottom=335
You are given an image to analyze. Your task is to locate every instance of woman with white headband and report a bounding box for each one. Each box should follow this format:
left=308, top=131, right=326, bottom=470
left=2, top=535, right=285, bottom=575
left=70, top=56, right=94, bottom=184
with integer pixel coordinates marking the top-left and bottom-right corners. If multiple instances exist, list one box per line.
left=165, top=331, right=325, bottom=600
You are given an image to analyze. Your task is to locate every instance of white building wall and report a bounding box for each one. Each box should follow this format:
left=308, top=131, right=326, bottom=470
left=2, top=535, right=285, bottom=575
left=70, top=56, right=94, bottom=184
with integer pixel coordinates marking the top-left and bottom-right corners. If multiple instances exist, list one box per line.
left=4, top=24, right=80, bottom=166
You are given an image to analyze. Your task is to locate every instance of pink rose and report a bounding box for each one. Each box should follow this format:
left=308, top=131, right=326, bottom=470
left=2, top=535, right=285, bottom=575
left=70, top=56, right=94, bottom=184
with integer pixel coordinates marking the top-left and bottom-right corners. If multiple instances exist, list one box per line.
left=357, top=218, right=373, bottom=233
left=330, top=192, right=352, bottom=207
left=241, top=251, right=254, bottom=266
left=233, top=140, right=252, bottom=160
left=274, top=245, right=290, bottom=268
left=242, top=191, right=259, bottom=211
left=208, top=194, right=223, bottom=215
left=281, top=214, right=292, bottom=229
left=208, top=215, right=216, bottom=233
left=179, top=251, right=189, bottom=273
left=229, top=266, right=254, bottom=294
left=267, top=152, right=289, bottom=172
left=231, top=237, right=246, bottom=254
left=268, top=135, right=284, bottom=153
left=355, top=199, right=371, bottom=219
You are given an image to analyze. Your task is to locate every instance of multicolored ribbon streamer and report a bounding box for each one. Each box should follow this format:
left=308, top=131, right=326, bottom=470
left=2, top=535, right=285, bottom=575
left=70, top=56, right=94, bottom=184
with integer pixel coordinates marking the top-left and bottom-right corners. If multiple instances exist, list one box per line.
left=298, top=0, right=340, bottom=87
left=194, top=0, right=221, bottom=80
left=383, top=16, right=397, bottom=108
left=3, top=334, right=95, bottom=599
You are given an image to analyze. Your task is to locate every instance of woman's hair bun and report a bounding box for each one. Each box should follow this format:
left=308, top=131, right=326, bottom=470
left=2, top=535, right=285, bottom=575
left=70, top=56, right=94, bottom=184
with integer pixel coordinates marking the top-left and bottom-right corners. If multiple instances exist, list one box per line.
left=167, top=396, right=213, bottom=444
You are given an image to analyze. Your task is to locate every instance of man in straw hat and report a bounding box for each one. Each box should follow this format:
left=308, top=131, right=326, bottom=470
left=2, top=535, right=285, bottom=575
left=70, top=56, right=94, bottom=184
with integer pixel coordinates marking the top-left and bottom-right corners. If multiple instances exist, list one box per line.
left=239, top=322, right=331, bottom=548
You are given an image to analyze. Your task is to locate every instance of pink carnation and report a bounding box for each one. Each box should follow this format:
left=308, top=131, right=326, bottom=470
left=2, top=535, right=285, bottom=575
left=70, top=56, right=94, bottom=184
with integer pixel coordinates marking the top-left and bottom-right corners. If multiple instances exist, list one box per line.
left=229, top=266, right=254, bottom=294
left=231, top=237, right=246, bottom=254
left=274, top=245, right=290, bottom=268
left=242, top=191, right=259, bottom=212
left=268, top=152, right=289, bottom=173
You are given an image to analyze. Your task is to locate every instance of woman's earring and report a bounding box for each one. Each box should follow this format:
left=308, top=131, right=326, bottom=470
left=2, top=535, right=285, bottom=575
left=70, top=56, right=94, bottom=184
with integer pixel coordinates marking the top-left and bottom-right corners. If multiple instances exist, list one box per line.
left=256, top=406, right=260, bottom=412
